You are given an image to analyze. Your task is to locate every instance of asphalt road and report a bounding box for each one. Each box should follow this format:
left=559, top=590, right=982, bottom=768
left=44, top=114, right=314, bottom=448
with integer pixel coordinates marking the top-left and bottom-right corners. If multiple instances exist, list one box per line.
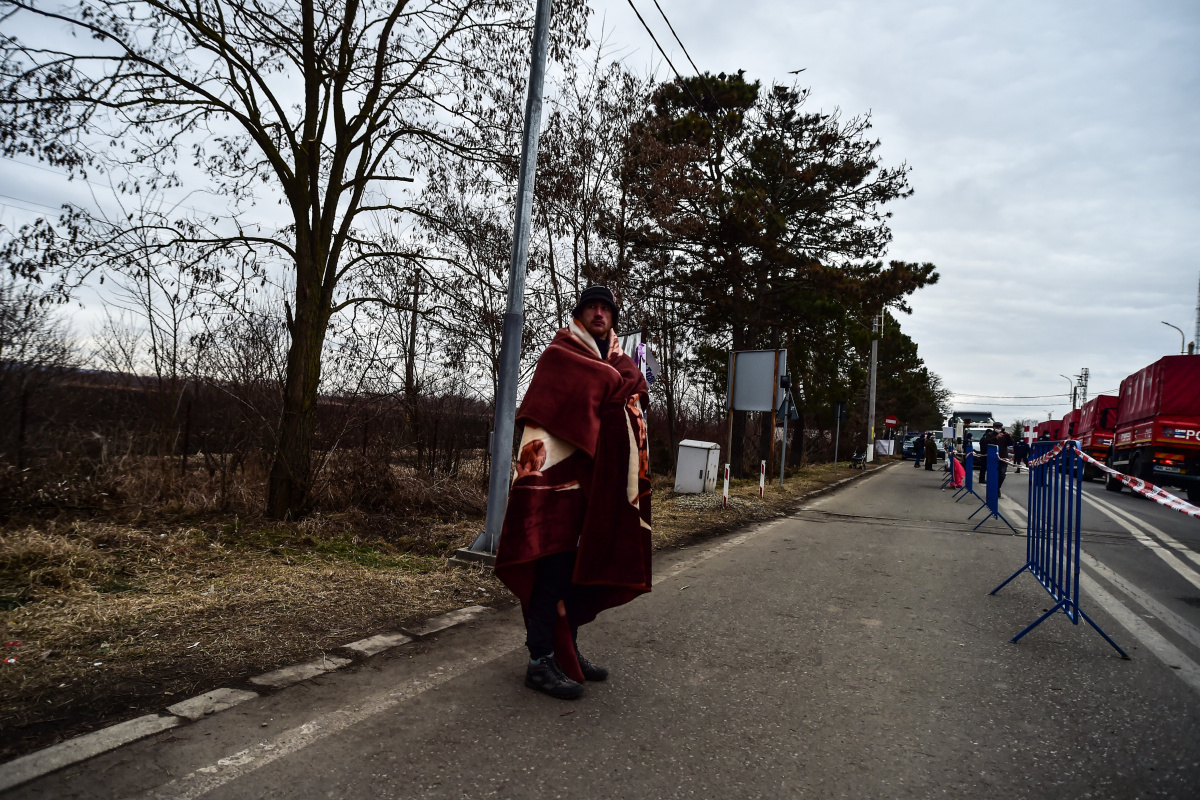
left=12, top=464, right=1200, bottom=799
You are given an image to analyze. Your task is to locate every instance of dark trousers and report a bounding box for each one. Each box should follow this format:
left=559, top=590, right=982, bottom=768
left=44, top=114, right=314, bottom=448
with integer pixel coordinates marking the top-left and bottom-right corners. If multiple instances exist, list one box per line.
left=997, top=462, right=1008, bottom=491
left=525, top=552, right=583, bottom=659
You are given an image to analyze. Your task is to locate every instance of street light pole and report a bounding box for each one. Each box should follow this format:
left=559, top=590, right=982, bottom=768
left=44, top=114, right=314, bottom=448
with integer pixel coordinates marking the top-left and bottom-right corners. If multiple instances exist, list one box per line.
left=1162, top=321, right=1186, bottom=354
left=468, top=0, right=553, bottom=556
left=1058, top=373, right=1077, bottom=411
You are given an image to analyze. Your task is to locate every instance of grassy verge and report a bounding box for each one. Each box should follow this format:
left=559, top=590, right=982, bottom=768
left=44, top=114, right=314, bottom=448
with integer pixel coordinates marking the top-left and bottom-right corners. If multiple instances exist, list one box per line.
left=0, top=458, right=893, bottom=761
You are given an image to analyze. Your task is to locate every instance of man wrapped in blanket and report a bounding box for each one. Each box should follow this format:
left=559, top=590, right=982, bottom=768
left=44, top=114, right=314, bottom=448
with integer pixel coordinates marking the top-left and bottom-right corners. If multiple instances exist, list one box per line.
left=495, top=286, right=652, bottom=700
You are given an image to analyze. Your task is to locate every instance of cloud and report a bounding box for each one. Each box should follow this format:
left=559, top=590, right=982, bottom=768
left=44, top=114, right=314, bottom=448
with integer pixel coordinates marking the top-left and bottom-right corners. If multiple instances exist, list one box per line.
left=594, top=0, right=1200, bottom=419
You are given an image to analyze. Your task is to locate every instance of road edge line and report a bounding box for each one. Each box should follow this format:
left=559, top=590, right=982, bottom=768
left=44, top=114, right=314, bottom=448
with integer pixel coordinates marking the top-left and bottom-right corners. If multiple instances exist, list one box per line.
left=1078, top=573, right=1200, bottom=695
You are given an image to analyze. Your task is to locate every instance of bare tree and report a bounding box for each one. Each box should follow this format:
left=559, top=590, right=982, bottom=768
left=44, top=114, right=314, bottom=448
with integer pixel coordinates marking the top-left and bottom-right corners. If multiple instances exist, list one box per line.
left=0, top=0, right=589, bottom=517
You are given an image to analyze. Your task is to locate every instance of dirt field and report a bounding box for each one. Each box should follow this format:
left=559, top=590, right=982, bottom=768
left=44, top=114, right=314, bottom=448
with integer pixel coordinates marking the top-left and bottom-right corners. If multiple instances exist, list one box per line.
left=0, top=459, right=891, bottom=761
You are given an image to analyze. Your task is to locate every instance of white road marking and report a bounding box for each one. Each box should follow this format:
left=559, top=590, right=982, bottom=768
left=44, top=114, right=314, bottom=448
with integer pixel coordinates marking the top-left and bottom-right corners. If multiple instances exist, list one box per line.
left=1081, top=552, right=1200, bottom=653
left=1084, top=491, right=1200, bottom=569
left=999, top=497, right=1027, bottom=522
left=1079, top=573, right=1200, bottom=695
left=1080, top=494, right=1200, bottom=592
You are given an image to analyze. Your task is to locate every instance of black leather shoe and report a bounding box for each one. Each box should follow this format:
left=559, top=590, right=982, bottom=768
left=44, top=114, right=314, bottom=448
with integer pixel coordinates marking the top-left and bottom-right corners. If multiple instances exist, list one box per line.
left=576, top=651, right=608, bottom=682
left=525, top=655, right=583, bottom=699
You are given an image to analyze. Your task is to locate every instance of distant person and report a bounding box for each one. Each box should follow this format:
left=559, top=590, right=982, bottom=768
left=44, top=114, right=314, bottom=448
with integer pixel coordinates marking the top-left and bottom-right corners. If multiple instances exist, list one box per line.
left=912, top=432, right=925, bottom=468
left=993, top=423, right=1015, bottom=492
left=978, top=426, right=998, bottom=485
left=924, top=433, right=937, bottom=471
left=1014, top=438, right=1030, bottom=474
left=1039, top=431, right=1051, bottom=441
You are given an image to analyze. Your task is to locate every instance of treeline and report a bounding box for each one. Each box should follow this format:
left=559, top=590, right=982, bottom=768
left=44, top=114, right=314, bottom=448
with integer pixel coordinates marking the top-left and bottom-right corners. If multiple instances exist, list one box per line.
left=0, top=0, right=948, bottom=519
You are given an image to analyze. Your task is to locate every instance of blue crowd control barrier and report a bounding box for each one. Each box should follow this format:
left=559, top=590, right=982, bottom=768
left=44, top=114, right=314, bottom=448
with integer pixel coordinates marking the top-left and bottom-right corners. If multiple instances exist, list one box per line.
left=990, top=440, right=1129, bottom=658
left=954, top=449, right=980, bottom=503
left=968, top=445, right=1018, bottom=533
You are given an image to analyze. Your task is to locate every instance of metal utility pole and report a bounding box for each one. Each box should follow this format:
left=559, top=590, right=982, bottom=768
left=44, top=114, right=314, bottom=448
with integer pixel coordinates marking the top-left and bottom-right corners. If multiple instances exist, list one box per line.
left=865, top=310, right=881, bottom=463
left=467, top=0, right=552, bottom=557
left=833, top=401, right=845, bottom=474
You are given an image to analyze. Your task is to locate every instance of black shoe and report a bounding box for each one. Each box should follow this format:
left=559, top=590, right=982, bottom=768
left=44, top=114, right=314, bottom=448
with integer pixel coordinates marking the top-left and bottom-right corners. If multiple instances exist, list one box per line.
left=575, top=651, right=608, bottom=682
left=525, top=655, right=583, bottom=700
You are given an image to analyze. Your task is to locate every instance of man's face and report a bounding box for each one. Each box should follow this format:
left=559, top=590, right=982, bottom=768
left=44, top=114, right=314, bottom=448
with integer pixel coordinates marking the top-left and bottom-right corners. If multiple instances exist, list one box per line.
left=579, top=300, right=614, bottom=338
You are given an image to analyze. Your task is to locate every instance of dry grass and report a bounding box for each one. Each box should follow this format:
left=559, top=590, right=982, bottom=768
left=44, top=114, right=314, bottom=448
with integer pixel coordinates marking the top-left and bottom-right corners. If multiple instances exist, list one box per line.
left=0, top=457, right=893, bottom=762
left=0, top=513, right=501, bottom=761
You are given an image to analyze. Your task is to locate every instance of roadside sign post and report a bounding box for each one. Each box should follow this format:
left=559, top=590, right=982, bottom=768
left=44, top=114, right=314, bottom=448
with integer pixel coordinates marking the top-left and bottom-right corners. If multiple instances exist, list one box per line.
left=722, top=463, right=730, bottom=508
left=777, top=376, right=796, bottom=487
left=759, top=460, right=766, bottom=498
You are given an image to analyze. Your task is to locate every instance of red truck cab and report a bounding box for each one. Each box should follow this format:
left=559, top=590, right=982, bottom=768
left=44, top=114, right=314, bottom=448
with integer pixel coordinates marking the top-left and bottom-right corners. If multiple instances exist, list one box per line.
left=1075, top=395, right=1118, bottom=479
left=1107, top=355, right=1200, bottom=502
left=1035, top=419, right=1064, bottom=441
left=1062, top=409, right=1081, bottom=439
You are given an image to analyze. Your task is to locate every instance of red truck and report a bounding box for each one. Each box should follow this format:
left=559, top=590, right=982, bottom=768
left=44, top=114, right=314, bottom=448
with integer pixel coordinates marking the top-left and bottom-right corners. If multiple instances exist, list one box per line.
left=1106, top=354, right=1200, bottom=502
left=1034, top=419, right=1064, bottom=441
left=1073, top=395, right=1119, bottom=479
left=1062, top=409, right=1081, bottom=439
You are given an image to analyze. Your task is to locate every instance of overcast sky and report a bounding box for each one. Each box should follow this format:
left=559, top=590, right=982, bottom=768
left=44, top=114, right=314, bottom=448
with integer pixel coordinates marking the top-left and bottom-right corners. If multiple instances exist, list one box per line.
left=593, top=0, right=1200, bottom=422
left=3, top=1, right=1197, bottom=424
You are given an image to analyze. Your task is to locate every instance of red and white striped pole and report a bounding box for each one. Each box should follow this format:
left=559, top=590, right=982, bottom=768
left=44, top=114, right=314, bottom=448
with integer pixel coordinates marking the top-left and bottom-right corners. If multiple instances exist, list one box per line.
left=759, top=460, right=766, bottom=498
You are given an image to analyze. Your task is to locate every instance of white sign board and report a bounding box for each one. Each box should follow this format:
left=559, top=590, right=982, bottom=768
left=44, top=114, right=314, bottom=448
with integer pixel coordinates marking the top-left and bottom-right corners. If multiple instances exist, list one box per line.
left=726, top=349, right=787, bottom=412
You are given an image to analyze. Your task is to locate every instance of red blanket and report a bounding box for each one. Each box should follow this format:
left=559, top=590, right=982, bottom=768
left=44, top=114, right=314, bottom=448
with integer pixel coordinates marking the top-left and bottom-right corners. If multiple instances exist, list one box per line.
left=495, top=323, right=652, bottom=680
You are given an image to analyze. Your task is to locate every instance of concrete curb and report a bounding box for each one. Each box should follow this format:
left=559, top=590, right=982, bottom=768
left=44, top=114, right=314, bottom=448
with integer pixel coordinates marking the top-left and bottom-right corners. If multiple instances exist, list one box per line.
left=0, top=604, right=494, bottom=792
left=0, top=714, right=181, bottom=794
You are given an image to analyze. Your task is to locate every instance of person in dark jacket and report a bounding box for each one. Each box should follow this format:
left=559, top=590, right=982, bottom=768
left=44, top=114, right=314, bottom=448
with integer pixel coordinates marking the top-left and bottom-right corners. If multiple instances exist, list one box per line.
left=1014, top=438, right=1030, bottom=474
left=993, top=423, right=1015, bottom=491
left=924, top=433, right=937, bottom=470
left=978, top=427, right=998, bottom=485
left=912, top=433, right=925, bottom=468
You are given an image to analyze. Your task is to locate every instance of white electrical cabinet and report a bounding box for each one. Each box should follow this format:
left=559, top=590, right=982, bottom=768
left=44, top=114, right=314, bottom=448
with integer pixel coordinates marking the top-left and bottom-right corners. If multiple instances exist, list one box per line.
left=674, top=440, right=722, bottom=494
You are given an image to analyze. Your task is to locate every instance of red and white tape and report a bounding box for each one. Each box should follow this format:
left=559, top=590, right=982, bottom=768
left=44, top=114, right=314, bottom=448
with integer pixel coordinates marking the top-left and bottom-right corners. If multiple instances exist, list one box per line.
left=1074, top=449, right=1200, bottom=519
left=1026, top=441, right=1068, bottom=469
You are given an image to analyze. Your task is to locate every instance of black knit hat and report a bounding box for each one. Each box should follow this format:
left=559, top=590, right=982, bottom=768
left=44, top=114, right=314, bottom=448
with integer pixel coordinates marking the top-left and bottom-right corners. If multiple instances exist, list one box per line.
left=572, top=285, right=619, bottom=326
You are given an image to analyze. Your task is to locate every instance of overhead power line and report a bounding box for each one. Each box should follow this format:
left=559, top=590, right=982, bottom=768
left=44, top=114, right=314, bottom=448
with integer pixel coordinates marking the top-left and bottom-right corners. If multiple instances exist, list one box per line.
left=623, top=0, right=792, bottom=236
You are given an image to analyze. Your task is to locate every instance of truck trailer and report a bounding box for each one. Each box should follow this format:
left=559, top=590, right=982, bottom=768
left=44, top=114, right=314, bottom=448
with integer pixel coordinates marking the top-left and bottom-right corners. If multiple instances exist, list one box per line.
left=1106, top=354, right=1200, bottom=502
left=1035, top=419, right=1064, bottom=441
left=1074, top=395, right=1118, bottom=480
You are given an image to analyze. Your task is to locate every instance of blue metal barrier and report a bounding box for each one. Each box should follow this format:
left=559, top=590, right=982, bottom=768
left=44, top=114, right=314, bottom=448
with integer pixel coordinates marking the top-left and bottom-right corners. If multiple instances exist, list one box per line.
left=968, top=445, right=1018, bottom=533
left=954, top=448, right=980, bottom=503
left=990, top=440, right=1129, bottom=658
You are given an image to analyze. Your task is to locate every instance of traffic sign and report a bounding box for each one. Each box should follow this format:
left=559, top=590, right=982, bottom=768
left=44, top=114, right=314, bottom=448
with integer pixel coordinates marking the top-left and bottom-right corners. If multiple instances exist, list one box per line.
left=884, top=415, right=898, bottom=428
